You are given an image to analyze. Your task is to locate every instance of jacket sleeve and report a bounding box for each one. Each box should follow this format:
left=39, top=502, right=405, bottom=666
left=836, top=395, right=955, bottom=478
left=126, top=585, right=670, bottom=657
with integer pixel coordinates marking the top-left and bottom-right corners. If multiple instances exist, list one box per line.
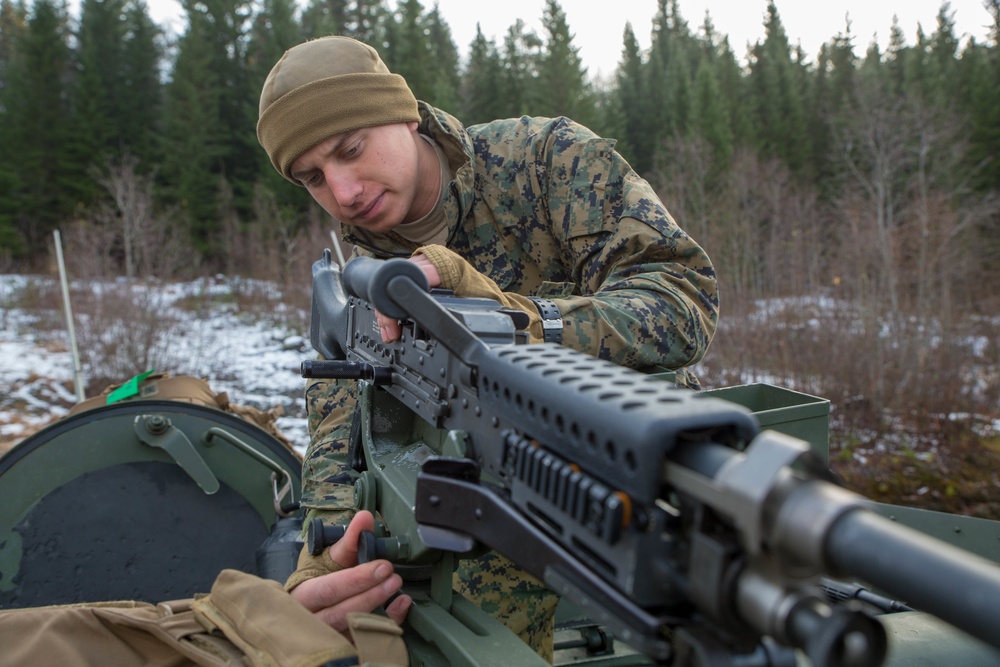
left=300, top=377, right=359, bottom=521
left=557, top=214, right=718, bottom=372
left=535, top=120, right=718, bottom=372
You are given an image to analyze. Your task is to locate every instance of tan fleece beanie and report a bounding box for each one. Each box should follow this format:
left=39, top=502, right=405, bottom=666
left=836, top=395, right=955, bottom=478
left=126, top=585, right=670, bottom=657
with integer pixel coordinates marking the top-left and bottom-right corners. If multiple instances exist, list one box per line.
left=257, top=36, right=420, bottom=184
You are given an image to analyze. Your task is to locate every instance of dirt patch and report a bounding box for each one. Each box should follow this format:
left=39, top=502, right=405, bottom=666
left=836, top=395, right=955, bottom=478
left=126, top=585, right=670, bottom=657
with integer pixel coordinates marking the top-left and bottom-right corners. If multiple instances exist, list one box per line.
left=831, top=412, right=1000, bottom=521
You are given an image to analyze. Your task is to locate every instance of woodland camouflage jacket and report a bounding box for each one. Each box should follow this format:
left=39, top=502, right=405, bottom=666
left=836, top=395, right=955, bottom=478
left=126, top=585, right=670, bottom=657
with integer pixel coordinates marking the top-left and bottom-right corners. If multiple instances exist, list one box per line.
left=302, top=101, right=719, bottom=518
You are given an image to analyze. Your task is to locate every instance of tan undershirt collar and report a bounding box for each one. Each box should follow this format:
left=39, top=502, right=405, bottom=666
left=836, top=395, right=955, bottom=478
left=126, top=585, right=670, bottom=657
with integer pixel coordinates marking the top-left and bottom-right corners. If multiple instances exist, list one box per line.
left=394, top=134, right=452, bottom=247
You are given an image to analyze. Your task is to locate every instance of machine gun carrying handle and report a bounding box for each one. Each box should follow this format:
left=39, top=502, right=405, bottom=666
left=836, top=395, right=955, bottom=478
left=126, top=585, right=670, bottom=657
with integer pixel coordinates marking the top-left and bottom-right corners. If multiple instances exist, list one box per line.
left=342, top=257, right=429, bottom=320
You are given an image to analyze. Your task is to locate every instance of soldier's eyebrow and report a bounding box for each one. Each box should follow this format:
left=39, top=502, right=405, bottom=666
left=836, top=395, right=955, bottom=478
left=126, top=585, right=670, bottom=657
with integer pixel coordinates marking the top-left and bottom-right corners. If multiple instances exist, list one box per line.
left=325, top=131, right=357, bottom=155
left=291, top=131, right=359, bottom=181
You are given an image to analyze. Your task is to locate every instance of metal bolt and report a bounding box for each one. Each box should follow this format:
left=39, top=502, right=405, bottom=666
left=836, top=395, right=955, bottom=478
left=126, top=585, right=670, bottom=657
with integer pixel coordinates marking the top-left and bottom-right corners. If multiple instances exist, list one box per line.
left=146, top=416, right=168, bottom=434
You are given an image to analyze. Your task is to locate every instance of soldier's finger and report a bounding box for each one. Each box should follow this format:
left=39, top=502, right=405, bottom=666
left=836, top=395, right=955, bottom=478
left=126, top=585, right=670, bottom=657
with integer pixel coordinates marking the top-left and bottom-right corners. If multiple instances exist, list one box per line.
left=292, top=559, right=395, bottom=614
left=385, top=592, right=412, bottom=626
left=328, top=510, right=375, bottom=569
left=409, top=253, right=441, bottom=288
left=310, top=567, right=405, bottom=632
left=375, top=310, right=402, bottom=342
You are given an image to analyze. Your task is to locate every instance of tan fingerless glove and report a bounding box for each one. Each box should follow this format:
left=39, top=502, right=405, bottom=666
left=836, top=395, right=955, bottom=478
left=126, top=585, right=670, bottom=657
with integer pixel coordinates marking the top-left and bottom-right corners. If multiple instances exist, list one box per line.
left=284, top=541, right=346, bottom=593
left=414, top=244, right=550, bottom=344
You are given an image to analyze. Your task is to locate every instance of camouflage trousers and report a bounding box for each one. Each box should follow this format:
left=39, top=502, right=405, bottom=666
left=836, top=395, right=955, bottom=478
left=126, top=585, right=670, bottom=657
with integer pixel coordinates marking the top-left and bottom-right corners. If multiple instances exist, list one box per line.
left=454, top=551, right=559, bottom=661
left=302, top=376, right=559, bottom=662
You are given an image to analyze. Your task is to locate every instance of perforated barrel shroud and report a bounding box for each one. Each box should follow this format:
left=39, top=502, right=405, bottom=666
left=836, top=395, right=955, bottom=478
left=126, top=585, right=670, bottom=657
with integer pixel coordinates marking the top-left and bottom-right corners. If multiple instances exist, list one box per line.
left=470, top=345, right=761, bottom=507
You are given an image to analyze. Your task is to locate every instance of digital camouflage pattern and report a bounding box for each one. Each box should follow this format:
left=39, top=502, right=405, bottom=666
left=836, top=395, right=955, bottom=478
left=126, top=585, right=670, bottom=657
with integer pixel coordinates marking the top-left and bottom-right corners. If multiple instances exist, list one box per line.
left=300, top=103, right=718, bottom=660
left=453, top=551, right=559, bottom=662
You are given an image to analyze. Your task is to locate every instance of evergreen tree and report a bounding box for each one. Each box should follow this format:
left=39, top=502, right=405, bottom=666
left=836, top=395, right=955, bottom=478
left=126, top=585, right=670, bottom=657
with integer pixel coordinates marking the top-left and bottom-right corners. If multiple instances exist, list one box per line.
left=207, top=0, right=256, bottom=209
left=646, top=0, right=672, bottom=141
left=928, top=2, right=960, bottom=100
left=75, top=0, right=127, bottom=148
left=460, top=24, right=505, bottom=124
left=384, top=0, right=432, bottom=97
left=826, top=28, right=859, bottom=124
left=907, top=25, right=933, bottom=98
left=860, top=37, right=882, bottom=80
left=962, top=0, right=1000, bottom=191
left=350, top=0, right=387, bottom=44
left=500, top=19, right=541, bottom=117
left=0, top=0, right=28, bottom=253
left=300, top=0, right=346, bottom=39
left=246, top=0, right=304, bottom=213
left=2, top=0, right=76, bottom=256
left=724, top=42, right=751, bottom=148
left=808, top=27, right=861, bottom=200
left=535, top=0, right=595, bottom=126
left=160, top=0, right=255, bottom=256
left=807, top=44, right=835, bottom=195
left=746, top=1, right=809, bottom=175
left=424, top=4, right=460, bottom=111
left=159, top=12, right=221, bottom=243
left=699, top=21, right=750, bottom=152
left=612, top=22, right=651, bottom=172
left=118, top=0, right=163, bottom=166
left=664, top=37, right=692, bottom=138
left=71, top=0, right=129, bottom=207
left=247, top=0, right=299, bottom=72
left=646, top=0, right=697, bottom=145
left=885, top=15, right=909, bottom=97
left=0, top=0, right=27, bottom=87
left=691, top=53, right=732, bottom=169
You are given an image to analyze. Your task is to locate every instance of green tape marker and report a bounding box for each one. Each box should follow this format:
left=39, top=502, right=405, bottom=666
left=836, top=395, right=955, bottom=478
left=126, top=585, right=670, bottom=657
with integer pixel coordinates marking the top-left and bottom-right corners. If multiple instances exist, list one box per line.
left=106, top=369, right=156, bottom=405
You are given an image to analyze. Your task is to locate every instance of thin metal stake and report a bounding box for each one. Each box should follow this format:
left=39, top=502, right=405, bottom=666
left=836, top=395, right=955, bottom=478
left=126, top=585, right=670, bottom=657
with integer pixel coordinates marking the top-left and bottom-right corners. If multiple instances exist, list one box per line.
left=53, top=230, right=86, bottom=401
left=329, top=230, right=347, bottom=268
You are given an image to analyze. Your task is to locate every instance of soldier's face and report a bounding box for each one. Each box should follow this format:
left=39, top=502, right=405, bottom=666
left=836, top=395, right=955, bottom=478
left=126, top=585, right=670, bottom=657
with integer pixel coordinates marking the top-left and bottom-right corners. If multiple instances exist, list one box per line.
left=290, top=121, right=438, bottom=233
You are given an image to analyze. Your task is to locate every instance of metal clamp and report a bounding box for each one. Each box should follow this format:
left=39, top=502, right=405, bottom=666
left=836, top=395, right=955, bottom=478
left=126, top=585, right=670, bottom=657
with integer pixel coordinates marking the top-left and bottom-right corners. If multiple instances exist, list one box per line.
left=134, top=415, right=220, bottom=494
left=204, top=427, right=297, bottom=516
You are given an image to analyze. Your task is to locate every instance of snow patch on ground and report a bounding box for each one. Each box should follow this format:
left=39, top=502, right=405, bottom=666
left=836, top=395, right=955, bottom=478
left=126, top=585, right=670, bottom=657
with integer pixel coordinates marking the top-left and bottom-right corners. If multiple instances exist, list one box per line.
left=1, top=274, right=311, bottom=453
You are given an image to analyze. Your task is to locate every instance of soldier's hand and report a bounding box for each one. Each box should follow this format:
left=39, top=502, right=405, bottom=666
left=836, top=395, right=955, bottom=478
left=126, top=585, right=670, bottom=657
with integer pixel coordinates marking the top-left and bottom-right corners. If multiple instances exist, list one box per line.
left=289, top=511, right=412, bottom=632
left=377, top=254, right=441, bottom=342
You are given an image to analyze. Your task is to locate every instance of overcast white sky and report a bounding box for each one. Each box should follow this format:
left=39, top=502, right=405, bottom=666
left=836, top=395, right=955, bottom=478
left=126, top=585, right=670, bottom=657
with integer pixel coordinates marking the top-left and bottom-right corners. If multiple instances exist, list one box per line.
left=145, top=0, right=995, bottom=77
left=433, top=0, right=995, bottom=76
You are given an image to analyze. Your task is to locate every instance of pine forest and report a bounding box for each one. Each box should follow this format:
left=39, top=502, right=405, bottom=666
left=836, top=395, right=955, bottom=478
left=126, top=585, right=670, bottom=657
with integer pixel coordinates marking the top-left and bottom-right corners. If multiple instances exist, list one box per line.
left=1, top=0, right=999, bottom=515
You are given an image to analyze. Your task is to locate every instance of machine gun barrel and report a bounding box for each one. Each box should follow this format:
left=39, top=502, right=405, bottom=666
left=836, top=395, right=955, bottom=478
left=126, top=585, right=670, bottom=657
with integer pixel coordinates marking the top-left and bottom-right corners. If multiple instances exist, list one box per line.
left=670, top=439, right=1000, bottom=657
left=826, top=509, right=1000, bottom=648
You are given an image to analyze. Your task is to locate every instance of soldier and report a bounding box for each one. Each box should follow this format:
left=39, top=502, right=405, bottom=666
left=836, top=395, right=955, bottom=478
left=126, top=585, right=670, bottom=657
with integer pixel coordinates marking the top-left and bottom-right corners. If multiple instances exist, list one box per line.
left=256, top=36, right=719, bottom=661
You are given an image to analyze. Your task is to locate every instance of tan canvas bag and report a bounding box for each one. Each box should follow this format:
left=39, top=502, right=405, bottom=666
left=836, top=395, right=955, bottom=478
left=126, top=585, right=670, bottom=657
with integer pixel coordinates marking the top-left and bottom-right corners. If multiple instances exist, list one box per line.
left=0, top=569, right=407, bottom=667
left=66, top=371, right=298, bottom=454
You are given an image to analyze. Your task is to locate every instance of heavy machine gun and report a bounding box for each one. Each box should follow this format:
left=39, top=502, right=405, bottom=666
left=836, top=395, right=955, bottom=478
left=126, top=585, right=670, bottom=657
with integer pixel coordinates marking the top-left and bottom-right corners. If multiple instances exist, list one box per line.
left=302, top=251, right=1000, bottom=667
